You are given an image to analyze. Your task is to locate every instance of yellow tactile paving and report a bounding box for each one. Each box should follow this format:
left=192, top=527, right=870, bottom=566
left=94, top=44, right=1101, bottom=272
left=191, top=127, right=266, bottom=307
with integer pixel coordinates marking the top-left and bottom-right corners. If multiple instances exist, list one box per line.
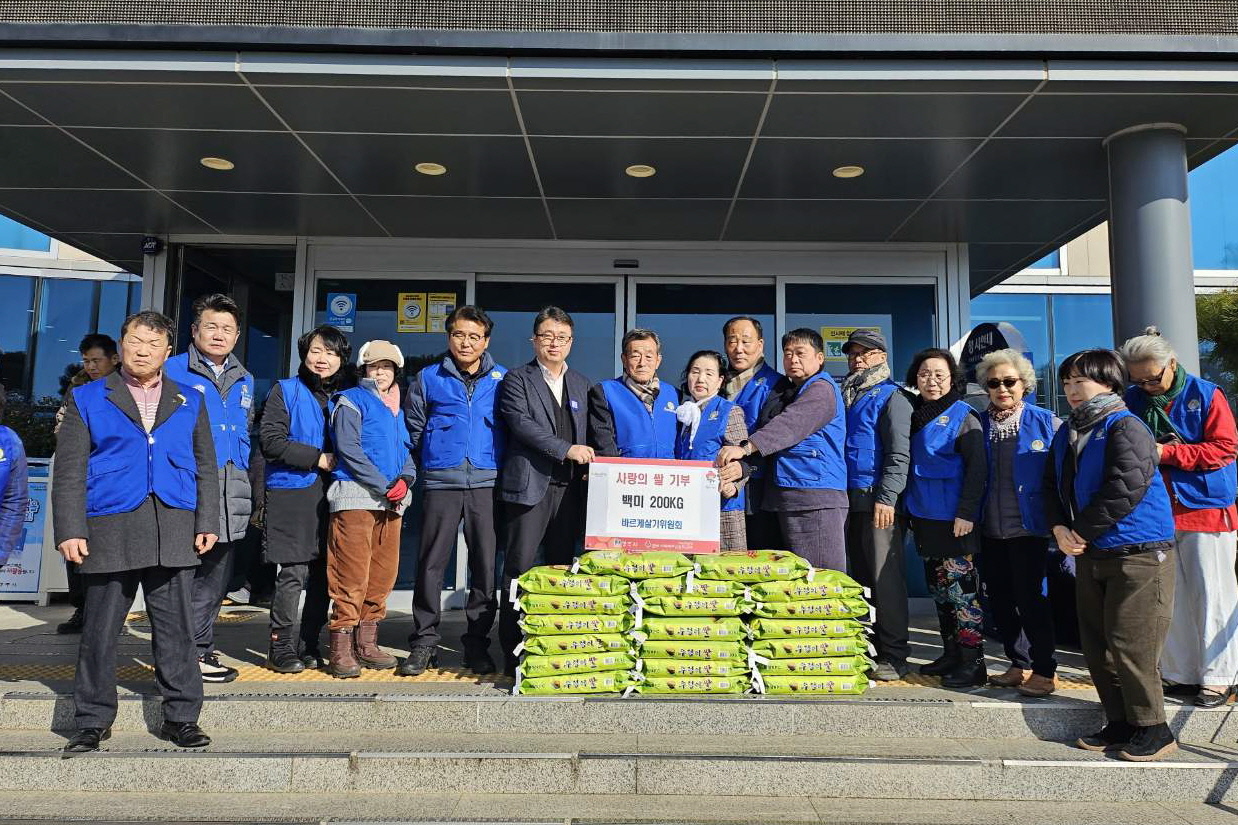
left=123, top=611, right=261, bottom=626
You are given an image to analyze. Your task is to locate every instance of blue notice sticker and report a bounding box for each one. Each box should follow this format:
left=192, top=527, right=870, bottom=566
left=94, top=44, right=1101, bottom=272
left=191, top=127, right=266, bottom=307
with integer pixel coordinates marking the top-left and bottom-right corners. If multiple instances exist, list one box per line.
left=325, top=292, right=356, bottom=332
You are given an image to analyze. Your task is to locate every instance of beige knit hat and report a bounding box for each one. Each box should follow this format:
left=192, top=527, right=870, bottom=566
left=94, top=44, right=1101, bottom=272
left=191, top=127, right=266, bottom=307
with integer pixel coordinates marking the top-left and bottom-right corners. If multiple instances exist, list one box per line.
left=357, top=340, right=404, bottom=370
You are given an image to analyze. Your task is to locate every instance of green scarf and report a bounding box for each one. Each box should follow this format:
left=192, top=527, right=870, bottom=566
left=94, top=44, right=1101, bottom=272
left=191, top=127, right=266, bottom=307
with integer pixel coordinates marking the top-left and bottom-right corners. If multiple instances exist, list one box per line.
left=1141, top=365, right=1188, bottom=440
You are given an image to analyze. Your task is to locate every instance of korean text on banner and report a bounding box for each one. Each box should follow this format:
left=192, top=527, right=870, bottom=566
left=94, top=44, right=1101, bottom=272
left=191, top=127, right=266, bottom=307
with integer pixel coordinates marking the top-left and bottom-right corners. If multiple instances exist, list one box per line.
left=585, top=457, right=720, bottom=554
left=398, top=292, right=428, bottom=334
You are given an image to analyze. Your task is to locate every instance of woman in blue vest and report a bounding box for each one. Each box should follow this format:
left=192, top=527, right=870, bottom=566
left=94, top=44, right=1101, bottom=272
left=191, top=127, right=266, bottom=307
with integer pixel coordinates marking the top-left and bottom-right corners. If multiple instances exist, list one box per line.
left=260, top=324, right=351, bottom=673
left=976, top=348, right=1061, bottom=697
left=325, top=340, right=416, bottom=678
left=903, top=348, right=989, bottom=688
left=1045, top=348, right=1177, bottom=762
left=674, top=350, right=750, bottom=550
left=1121, top=327, right=1238, bottom=709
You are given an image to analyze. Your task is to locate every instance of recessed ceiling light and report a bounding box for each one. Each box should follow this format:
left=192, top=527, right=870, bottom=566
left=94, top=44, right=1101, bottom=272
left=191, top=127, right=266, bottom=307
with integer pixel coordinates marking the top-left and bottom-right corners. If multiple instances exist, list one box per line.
left=200, top=157, right=234, bottom=171
left=625, top=164, right=657, bottom=178
left=832, top=165, right=865, bottom=179
left=415, top=162, right=448, bottom=176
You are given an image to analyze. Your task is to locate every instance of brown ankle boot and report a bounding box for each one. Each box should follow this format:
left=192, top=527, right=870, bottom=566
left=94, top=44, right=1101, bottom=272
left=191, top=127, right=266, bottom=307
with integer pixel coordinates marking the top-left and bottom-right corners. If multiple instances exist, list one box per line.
left=988, top=666, right=1029, bottom=687
left=354, top=621, right=397, bottom=669
left=327, top=628, right=362, bottom=679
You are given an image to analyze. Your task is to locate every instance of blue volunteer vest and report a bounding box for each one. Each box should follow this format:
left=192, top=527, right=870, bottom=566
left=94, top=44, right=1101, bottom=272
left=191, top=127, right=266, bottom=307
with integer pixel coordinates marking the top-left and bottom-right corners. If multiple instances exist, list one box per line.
left=1124, top=374, right=1238, bottom=510
left=331, top=385, right=412, bottom=487
left=0, top=426, right=19, bottom=501
left=982, top=403, right=1057, bottom=536
left=732, top=361, right=782, bottom=430
left=164, top=352, right=253, bottom=471
left=771, top=371, right=848, bottom=491
left=1051, top=410, right=1175, bottom=548
left=600, top=378, right=678, bottom=459
left=418, top=360, right=507, bottom=471
left=72, top=377, right=203, bottom=516
left=265, top=377, right=326, bottom=490
left=675, top=395, right=745, bottom=513
left=907, top=399, right=975, bottom=521
left=844, top=380, right=900, bottom=491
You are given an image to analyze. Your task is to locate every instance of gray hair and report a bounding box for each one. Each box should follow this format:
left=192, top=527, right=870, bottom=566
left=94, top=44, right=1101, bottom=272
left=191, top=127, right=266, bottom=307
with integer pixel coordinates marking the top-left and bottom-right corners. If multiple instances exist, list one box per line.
left=1119, top=326, right=1178, bottom=368
left=622, top=328, right=662, bottom=355
left=977, top=348, right=1037, bottom=395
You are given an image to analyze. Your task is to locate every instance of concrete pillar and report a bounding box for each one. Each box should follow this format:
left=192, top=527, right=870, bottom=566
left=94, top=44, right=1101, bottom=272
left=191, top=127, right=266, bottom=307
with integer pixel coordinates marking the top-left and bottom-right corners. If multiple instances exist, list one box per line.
left=1104, top=123, right=1199, bottom=374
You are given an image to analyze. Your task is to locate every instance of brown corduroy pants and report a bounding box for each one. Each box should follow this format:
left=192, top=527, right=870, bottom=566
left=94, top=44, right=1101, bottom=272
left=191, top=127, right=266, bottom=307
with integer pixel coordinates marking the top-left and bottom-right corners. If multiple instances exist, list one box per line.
left=327, top=508, right=402, bottom=630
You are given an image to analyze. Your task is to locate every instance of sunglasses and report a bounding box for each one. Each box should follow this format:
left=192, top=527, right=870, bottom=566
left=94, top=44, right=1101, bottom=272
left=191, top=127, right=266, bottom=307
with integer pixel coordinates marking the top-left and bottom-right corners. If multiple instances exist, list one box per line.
left=986, top=377, right=1021, bottom=389
left=1131, top=366, right=1168, bottom=388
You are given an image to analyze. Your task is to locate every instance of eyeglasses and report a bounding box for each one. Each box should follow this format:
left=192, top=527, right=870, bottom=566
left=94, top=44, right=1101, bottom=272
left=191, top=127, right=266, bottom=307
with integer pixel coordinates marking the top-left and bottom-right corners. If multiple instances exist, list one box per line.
left=1131, top=366, right=1169, bottom=388
left=449, top=331, right=484, bottom=344
left=917, top=372, right=950, bottom=384
left=986, top=377, right=1020, bottom=390
left=534, top=333, right=572, bottom=345
left=199, top=323, right=238, bottom=336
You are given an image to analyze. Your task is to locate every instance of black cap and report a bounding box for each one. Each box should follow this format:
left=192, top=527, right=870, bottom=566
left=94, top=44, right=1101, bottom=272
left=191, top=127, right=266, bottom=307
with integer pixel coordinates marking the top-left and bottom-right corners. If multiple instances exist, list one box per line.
left=842, top=329, right=887, bottom=354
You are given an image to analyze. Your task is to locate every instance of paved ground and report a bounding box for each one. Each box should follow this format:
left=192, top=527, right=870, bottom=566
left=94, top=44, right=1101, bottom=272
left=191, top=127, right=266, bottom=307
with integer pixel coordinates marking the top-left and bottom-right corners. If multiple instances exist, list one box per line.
left=0, top=595, right=1104, bottom=700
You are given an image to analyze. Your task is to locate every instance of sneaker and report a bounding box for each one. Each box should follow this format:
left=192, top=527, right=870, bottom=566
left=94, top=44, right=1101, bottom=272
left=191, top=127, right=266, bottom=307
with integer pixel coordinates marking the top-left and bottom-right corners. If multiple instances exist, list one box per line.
left=56, top=608, right=85, bottom=635
left=223, top=587, right=250, bottom=606
left=872, top=660, right=909, bottom=681
left=1076, top=720, right=1135, bottom=752
left=395, top=645, right=438, bottom=677
left=198, top=652, right=239, bottom=683
left=1119, top=723, right=1178, bottom=762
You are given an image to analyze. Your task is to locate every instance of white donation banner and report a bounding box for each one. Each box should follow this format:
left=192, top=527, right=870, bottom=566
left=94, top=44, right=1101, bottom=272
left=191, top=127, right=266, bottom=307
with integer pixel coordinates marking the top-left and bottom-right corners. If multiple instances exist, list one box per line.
left=584, top=457, right=721, bottom=554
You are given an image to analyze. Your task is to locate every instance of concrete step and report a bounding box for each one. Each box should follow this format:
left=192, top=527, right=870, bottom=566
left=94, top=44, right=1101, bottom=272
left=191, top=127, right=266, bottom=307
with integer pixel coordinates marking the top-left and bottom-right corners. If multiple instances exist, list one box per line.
left=3, top=729, right=1238, bottom=802
left=0, top=791, right=1233, bottom=824
left=4, top=688, right=1234, bottom=744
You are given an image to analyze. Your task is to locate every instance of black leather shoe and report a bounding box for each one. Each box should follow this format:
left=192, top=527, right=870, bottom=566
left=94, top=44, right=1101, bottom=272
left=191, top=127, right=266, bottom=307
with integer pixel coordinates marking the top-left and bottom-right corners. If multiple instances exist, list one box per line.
left=463, top=645, right=497, bottom=675
left=159, top=721, right=211, bottom=748
left=395, top=645, right=438, bottom=677
left=62, top=727, right=110, bottom=756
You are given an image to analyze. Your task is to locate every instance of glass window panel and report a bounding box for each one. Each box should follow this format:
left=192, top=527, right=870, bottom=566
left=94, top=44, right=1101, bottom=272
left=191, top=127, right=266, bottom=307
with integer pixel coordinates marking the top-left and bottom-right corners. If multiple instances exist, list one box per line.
left=33, top=278, right=97, bottom=403
left=97, top=281, right=132, bottom=342
left=0, top=274, right=34, bottom=397
left=784, top=283, right=936, bottom=382
left=1026, top=250, right=1060, bottom=270
left=0, top=216, right=50, bottom=253
left=477, top=279, right=618, bottom=380
left=969, top=292, right=1052, bottom=406
left=1050, top=293, right=1114, bottom=413
left=635, top=282, right=775, bottom=386
left=1190, top=147, right=1238, bottom=270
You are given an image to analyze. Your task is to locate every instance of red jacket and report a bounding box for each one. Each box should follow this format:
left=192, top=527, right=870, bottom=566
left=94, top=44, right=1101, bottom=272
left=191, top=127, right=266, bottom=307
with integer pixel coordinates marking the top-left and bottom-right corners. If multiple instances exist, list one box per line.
left=1159, top=387, right=1238, bottom=532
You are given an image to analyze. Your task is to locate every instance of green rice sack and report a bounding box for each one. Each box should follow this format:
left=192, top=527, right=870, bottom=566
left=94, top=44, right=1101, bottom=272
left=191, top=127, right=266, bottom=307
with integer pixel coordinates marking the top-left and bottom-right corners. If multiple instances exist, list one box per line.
left=636, top=639, right=748, bottom=661
left=519, top=613, right=634, bottom=636
left=640, top=658, right=749, bottom=678
left=516, top=634, right=632, bottom=657
left=518, top=651, right=637, bottom=678
left=516, top=566, right=631, bottom=597
left=636, top=577, right=742, bottom=598
left=750, top=637, right=874, bottom=659
left=575, top=550, right=694, bottom=579
left=515, top=592, right=632, bottom=615
left=750, top=617, right=868, bottom=639
left=757, top=674, right=870, bottom=695
left=751, top=597, right=872, bottom=620
left=693, top=550, right=811, bottom=582
left=756, top=656, right=873, bottom=676
left=749, top=571, right=867, bottom=601
left=637, top=675, right=751, bottom=694
left=641, top=616, right=748, bottom=641
left=639, top=595, right=750, bottom=617
left=516, top=671, right=635, bottom=695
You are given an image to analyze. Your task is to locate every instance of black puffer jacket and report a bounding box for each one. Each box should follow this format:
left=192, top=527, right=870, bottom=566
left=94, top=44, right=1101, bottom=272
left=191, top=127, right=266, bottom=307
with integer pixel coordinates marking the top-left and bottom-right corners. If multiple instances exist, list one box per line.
left=1043, top=412, right=1171, bottom=550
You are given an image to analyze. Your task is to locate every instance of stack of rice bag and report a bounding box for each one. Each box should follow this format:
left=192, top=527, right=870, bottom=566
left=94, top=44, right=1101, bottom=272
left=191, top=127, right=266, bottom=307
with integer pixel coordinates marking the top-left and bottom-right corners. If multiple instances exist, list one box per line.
left=510, top=565, right=638, bottom=695
left=630, top=553, right=753, bottom=695
left=748, top=567, right=877, bottom=695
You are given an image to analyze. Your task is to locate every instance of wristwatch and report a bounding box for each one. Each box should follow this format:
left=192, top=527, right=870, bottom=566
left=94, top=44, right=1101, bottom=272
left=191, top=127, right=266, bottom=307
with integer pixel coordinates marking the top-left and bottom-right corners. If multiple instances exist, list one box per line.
left=739, top=439, right=753, bottom=456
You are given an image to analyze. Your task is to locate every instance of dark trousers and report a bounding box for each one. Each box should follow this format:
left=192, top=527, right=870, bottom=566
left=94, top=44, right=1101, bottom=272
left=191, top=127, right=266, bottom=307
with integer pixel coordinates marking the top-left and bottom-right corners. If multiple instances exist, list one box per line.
left=191, top=541, right=235, bottom=656
left=269, top=557, right=330, bottom=654
left=227, top=531, right=276, bottom=598
left=1076, top=549, right=1176, bottom=727
left=776, top=507, right=848, bottom=572
left=981, top=535, right=1057, bottom=677
left=745, top=509, right=783, bottom=551
left=65, top=559, right=84, bottom=610
left=845, top=511, right=910, bottom=666
left=410, top=488, right=499, bottom=649
left=498, top=482, right=581, bottom=662
left=74, top=566, right=202, bottom=730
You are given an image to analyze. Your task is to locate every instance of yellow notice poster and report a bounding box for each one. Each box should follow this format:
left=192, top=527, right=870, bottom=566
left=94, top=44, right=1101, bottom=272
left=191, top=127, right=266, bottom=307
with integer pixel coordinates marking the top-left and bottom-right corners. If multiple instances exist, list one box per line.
left=428, top=292, right=457, bottom=333
left=398, top=292, right=427, bottom=333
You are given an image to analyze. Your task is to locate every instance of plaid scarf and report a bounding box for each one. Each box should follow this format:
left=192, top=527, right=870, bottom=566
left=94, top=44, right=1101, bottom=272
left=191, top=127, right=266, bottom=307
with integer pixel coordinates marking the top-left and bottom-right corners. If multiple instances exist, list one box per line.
left=623, top=374, right=661, bottom=413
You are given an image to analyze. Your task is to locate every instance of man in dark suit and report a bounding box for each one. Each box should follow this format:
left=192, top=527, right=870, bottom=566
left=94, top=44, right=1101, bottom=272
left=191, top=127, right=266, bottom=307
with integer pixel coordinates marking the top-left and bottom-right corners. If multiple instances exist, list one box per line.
left=54, top=310, right=220, bottom=755
left=496, top=306, right=594, bottom=675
